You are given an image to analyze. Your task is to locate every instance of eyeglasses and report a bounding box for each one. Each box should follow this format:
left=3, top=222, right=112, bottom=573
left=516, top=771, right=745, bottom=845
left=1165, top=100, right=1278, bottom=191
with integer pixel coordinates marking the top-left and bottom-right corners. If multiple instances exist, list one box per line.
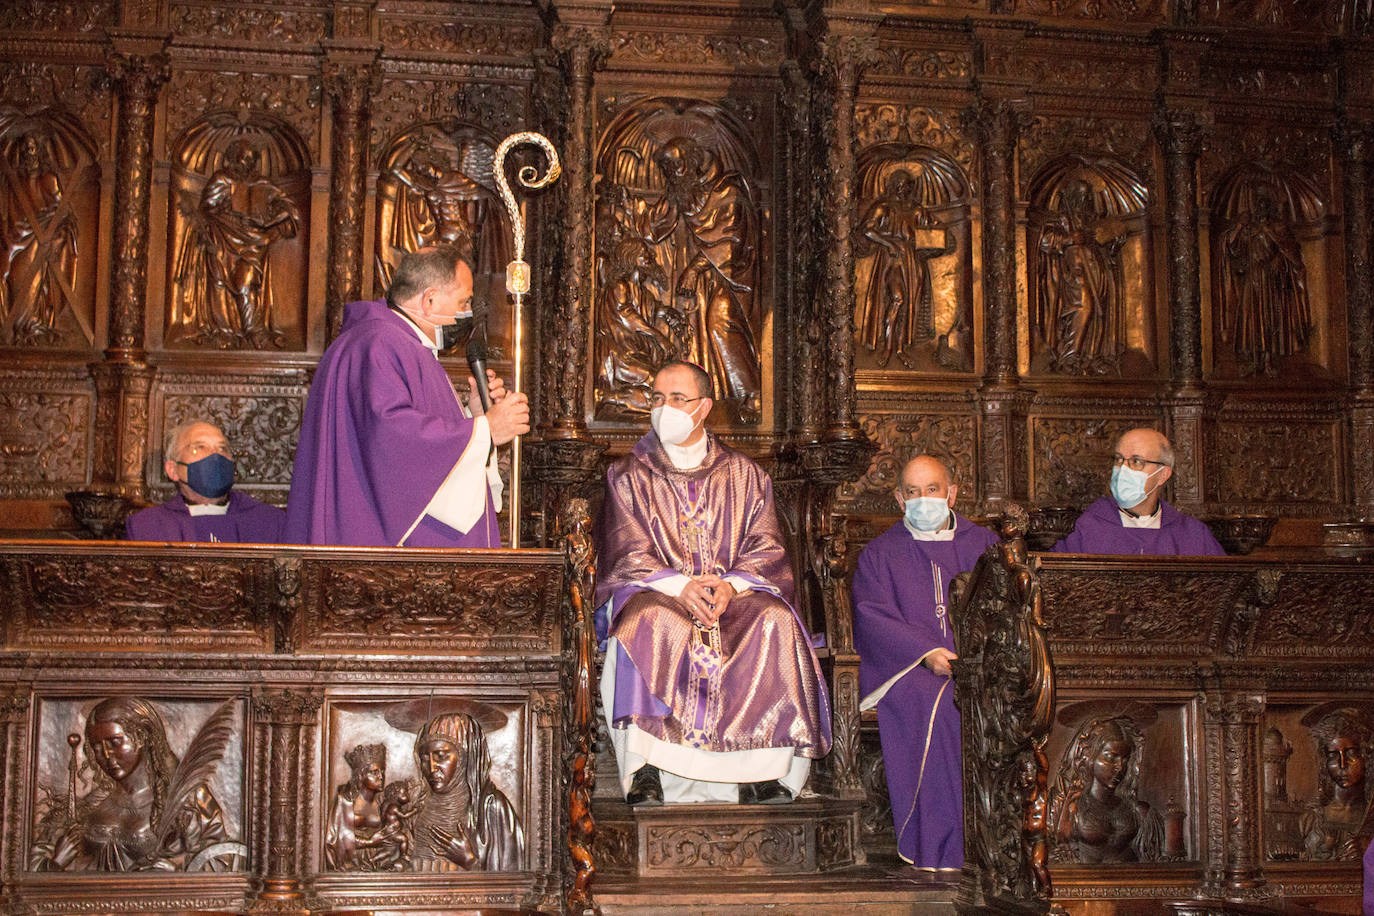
left=178, top=441, right=234, bottom=463
left=1111, top=453, right=1168, bottom=472
left=649, top=394, right=704, bottom=410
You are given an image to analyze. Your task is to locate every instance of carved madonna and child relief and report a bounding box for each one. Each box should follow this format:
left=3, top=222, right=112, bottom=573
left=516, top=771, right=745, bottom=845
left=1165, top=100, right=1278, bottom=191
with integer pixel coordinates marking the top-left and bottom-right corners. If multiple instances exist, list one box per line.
left=852, top=144, right=973, bottom=372
left=1048, top=705, right=1187, bottom=864
left=1264, top=705, right=1372, bottom=861
left=374, top=121, right=509, bottom=297
left=594, top=99, right=764, bottom=423
left=325, top=707, right=524, bottom=873
left=1027, top=156, right=1153, bottom=377
left=1209, top=163, right=1326, bottom=379
left=29, top=697, right=245, bottom=873
left=165, top=113, right=310, bottom=351
left=0, top=108, right=98, bottom=348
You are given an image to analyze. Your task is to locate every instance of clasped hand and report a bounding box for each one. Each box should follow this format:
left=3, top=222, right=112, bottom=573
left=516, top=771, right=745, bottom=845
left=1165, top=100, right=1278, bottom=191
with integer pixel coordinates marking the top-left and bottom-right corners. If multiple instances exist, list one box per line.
left=680, top=574, right=736, bottom=628
left=467, top=369, right=530, bottom=446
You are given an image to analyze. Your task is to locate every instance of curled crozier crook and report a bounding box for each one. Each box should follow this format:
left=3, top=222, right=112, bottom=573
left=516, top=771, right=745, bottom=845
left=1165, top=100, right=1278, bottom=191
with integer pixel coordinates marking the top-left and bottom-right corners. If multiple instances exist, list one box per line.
left=493, top=131, right=561, bottom=293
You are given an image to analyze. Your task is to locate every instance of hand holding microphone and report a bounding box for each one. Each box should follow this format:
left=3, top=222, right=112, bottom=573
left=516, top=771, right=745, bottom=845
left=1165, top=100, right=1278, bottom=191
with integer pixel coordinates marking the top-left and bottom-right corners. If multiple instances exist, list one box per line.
left=466, top=331, right=529, bottom=446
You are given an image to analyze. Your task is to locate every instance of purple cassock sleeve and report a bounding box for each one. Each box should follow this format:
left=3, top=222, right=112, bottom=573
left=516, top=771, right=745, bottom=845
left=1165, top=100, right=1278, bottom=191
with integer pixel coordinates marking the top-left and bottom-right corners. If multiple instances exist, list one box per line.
left=851, top=516, right=1000, bottom=868
left=285, top=300, right=494, bottom=547
left=124, top=492, right=285, bottom=544
left=1051, top=496, right=1225, bottom=556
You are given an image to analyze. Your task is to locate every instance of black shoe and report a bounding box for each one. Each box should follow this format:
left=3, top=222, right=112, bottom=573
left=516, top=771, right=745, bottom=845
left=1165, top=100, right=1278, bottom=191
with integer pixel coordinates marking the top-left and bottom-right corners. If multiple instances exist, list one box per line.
left=738, top=778, right=792, bottom=805
left=625, top=765, right=663, bottom=807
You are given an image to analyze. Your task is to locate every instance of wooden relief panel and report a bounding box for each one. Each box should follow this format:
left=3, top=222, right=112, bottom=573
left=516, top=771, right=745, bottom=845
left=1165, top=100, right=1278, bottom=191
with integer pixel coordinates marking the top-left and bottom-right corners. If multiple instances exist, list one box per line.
left=169, top=1, right=331, bottom=44
left=373, top=119, right=512, bottom=349
left=1, top=551, right=277, bottom=652
left=840, top=408, right=977, bottom=515
left=1197, top=0, right=1353, bottom=33
left=1019, top=116, right=1152, bottom=193
left=164, top=112, right=311, bottom=351
left=0, top=371, right=93, bottom=500
left=1211, top=419, right=1338, bottom=506
left=593, top=97, right=768, bottom=425
left=0, top=107, right=100, bottom=348
left=28, top=695, right=247, bottom=872
left=323, top=698, right=526, bottom=873
left=1046, top=701, right=1193, bottom=864
left=1010, top=0, right=1167, bottom=22
left=1249, top=569, right=1374, bottom=656
left=852, top=144, right=974, bottom=372
left=1207, top=162, right=1329, bottom=380
left=0, top=1, right=115, bottom=32
left=294, top=554, right=563, bottom=655
left=854, top=104, right=975, bottom=177
left=1263, top=703, right=1374, bottom=862
left=1030, top=415, right=1157, bottom=508
left=1025, top=155, right=1155, bottom=377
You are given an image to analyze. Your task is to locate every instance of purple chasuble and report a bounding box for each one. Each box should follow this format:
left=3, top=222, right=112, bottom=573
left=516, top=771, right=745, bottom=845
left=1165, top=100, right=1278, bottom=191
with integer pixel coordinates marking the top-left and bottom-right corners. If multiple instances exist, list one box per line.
left=852, top=514, right=1000, bottom=868
left=124, top=491, right=285, bottom=544
left=284, top=299, right=498, bottom=547
left=1051, top=496, right=1223, bottom=556
left=595, top=432, right=831, bottom=760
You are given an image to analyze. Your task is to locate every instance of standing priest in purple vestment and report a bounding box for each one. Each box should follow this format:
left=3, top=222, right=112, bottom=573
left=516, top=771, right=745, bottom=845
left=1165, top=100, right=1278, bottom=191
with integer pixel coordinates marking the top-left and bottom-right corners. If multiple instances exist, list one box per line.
left=1052, top=427, right=1224, bottom=556
left=852, top=455, right=999, bottom=868
left=595, top=361, right=830, bottom=806
left=125, top=419, right=284, bottom=543
left=285, top=246, right=529, bottom=547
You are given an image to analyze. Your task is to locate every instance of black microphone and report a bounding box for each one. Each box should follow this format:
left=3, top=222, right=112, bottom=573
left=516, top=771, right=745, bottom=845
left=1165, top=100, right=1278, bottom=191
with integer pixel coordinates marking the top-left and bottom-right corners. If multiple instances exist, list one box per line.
left=466, top=329, right=492, bottom=413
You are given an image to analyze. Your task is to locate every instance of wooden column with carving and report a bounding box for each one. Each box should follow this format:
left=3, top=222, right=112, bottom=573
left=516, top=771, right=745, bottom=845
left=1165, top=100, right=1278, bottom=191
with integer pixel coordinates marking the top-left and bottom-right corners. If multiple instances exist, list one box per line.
left=0, top=691, right=31, bottom=908
left=1203, top=690, right=1268, bottom=899
left=525, top=12, right=611, bottom=545
left=973, top=87, right=1031, bottom=512
left=322, top=45, right=380, bottom=343
left=1157, top=107, right=1210, bottom=512
left=93, top=34, right=168, bottom=500
left=1340, top=115, right=1374, bottom=519
left=249, top=689, right=321, bottom=914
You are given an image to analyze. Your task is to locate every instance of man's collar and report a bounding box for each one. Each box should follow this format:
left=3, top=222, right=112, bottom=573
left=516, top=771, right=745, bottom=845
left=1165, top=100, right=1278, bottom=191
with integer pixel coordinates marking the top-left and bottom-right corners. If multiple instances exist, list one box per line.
left=388, top=302, right=440, bottom=355
left=904, top=512, right=957, bottom=541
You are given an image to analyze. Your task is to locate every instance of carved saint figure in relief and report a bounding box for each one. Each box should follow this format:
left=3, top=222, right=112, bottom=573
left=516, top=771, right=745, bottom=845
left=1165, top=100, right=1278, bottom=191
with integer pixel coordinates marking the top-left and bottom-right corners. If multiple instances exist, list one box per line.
left=1048, top=715, right=1164, bottom=864
left=631, top=136, right=762, bottom=423
left=326, top=742, right=385, bottom=870
left=410, top=712, right=523, bottom=872
left=1300, top=707, right=1371, bottom=861
left=1, top=132, right=77, bottom=345
left=1035, top=179, right=1128, bottom=375
left=854, top=167, right=955, bottom=369
left=30, top=697, right=237, bottom=872
left=175, top=139, right=299, bottom=349
left=1218, top=186, right=1312, bottom=377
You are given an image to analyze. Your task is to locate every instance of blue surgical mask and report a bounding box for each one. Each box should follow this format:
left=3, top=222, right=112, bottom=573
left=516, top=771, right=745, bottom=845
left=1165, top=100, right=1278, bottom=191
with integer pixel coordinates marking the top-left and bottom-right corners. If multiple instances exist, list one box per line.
left=904, top=496, right=951, bottom=532
left=182, top=453, right=235, bottom=500
left=1110, top=464, right=1159, bottom=510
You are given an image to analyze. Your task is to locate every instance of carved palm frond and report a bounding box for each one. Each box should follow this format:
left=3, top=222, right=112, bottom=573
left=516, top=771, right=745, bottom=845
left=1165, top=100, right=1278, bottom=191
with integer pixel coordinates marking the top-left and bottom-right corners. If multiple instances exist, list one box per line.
left=150, top=698, right=237, bottom=849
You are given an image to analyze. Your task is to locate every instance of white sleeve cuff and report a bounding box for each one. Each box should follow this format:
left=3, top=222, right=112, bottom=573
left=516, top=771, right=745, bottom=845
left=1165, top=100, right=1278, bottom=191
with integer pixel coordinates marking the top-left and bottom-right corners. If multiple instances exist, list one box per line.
left=723, top=575, right=753, bottom=597
left=422, top=417, right=492, bottom=535
left=646, top=574, right=691, bottom=598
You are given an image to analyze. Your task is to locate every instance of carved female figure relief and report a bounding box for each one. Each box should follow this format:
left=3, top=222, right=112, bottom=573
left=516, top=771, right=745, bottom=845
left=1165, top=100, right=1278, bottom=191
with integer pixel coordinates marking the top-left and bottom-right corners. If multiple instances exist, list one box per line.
left=1048, top=714, right=1166, bottom=864
left=325, top=742, right=388, bottom=870
left=594, top=100, right=765, bottom=423
left=1210, top=166, right=1323, bottom=378
left=852, top=146, right=970, bottom=371
left=30, top=697, right=239, bottom=872
left=410, top=712, right=523, bottom=872
left=1027, top=157, right=1150, bottom=377
left=1299, top=706, right=1372, bottom=860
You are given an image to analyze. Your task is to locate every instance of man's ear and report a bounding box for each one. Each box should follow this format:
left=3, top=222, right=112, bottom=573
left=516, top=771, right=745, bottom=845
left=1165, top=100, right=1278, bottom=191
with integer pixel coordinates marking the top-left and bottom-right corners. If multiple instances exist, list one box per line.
left=697, top=397, right=713, bottom=422
left=947, top=483, right=959, bottom=507
left=894, top=489, right=906, bottom=512
left=164, top=458, right=182, bottom=483
left=1157, top=466, right=1173, bottom=487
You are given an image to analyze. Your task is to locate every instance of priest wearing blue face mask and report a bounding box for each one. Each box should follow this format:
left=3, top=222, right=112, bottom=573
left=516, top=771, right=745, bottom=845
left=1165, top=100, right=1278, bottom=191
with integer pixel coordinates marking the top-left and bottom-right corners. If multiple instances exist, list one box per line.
left=1052, top=427, right=1223, bottom=556
left=852, top=455, right=1000, bottom=869
left=124, top=420, right=285, bottom=543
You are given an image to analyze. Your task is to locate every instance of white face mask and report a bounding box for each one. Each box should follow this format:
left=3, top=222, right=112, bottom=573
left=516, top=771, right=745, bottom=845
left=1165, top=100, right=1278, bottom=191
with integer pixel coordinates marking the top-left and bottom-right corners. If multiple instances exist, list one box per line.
left=1110, top=464, right=1162, bottom=510
left=904, top=496, right=951, bottom=531
left=650, top=403, right=701, bottom=446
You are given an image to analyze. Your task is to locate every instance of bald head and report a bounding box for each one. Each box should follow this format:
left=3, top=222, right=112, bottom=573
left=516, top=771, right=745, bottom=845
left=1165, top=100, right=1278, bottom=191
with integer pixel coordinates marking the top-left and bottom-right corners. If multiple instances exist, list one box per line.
left=895, top=455, right=957, bottom=509
left=1111, top=427, right=1173, bottom=515
left=1115, top=428, right=1172, bottom=468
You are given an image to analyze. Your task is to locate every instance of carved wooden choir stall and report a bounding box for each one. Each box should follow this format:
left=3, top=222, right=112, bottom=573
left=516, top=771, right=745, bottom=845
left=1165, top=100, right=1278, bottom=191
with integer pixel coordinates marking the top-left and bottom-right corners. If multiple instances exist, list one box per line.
left=1, top=0, right=1373, bottom=913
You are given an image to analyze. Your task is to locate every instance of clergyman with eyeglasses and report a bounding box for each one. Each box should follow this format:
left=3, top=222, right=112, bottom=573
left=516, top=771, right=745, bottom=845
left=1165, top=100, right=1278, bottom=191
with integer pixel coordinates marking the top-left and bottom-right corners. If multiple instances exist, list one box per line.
left=1051, top=427, right=1223, bottom=555
left=124, top=419, right=284, bottom=543
left=594, top=360, right=831, bottom=808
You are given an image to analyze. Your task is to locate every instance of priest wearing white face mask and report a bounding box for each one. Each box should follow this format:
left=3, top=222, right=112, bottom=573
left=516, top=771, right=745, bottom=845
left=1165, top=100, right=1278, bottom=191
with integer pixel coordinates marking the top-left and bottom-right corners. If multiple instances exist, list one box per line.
left=594, top=361, right=831, bottom=807
left=1052, top=427, right=1224, bottom=555
left=851, top=455, right=1000, bottom=868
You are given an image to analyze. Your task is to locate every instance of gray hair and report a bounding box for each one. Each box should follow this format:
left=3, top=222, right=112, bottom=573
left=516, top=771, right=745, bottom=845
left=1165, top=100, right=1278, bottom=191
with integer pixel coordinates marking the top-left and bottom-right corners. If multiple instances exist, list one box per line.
left=163, top=420, right=207, bottom=463
left=388, top=246, right=473, bottom=306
